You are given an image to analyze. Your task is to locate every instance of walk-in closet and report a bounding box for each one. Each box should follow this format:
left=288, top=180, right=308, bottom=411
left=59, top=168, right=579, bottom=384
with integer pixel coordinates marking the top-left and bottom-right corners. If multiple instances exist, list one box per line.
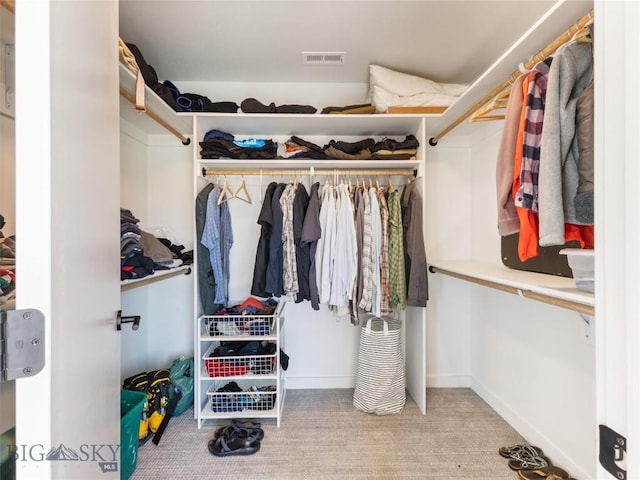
left=6, top=1, right=640, bottom=479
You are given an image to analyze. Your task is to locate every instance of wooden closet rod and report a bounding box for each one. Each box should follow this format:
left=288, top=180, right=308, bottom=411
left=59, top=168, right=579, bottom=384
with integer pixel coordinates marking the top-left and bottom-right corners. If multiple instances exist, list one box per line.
left=202, top=167, right=417, bottom=177
left=428, top=265, right=594, bottom=316
left=119, top=87, right=191, bottom=145
left=0, top=0, right=15, bottom=14
left=428, top=8, right=594, bottom=146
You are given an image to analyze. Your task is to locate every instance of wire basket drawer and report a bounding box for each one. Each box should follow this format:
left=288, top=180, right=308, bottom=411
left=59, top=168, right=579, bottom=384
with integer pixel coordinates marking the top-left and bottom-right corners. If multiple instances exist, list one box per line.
left=205, top=314, right=277, bottom=337
left=203, top=344, right=277, bottom=377
left=207, top=382, right=277, bottom=413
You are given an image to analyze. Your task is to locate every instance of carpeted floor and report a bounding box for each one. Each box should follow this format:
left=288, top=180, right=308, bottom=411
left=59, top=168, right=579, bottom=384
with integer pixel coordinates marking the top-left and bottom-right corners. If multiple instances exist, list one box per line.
left=130, top=388, right=526, bottom=480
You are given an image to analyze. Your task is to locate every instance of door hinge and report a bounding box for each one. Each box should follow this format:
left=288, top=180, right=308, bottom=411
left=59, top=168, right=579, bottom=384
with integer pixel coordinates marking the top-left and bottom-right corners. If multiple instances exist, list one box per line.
left=1, top=309, right=45, bottom=382
left=599, top=424, right=626, bottom=480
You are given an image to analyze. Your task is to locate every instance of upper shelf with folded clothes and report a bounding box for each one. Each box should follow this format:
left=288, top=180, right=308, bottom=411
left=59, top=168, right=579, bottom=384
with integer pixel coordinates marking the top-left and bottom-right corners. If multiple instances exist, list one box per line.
left=197, top=128, right=422, bottom=164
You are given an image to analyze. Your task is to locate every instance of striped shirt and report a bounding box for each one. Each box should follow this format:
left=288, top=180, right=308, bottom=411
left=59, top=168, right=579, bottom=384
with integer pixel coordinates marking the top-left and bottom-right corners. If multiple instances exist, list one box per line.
left=515, top=57, right=552, bottom=212
left=377, top=189, right=392, bottom=315
left=201, top=185, right=233, bottom=306
left=358, top=189, right=373, bottom=311
left=280, top=183, right=299, bottom=296
left=387, top=188, right=406, bottom=310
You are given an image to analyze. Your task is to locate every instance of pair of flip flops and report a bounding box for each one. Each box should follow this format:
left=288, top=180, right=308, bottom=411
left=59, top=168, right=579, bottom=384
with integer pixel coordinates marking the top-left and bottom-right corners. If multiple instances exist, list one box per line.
left=500, top=444, right=549, bottom=469
left=499, top=444, right=574, bottom=479
left=208, top=420, right=263, bottom=457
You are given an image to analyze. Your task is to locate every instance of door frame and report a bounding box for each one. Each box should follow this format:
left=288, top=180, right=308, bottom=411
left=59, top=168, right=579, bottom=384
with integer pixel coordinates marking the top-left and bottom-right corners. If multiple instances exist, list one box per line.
left=594, top=0, right=639, bottom=477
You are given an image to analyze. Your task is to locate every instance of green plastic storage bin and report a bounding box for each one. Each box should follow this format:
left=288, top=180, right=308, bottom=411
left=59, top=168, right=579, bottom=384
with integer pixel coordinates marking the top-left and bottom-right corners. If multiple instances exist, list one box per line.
left=120, top=390, right=146, bottom=480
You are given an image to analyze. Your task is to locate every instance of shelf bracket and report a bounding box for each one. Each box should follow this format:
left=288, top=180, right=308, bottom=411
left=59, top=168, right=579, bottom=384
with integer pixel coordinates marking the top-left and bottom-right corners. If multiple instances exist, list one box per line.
left=579, top=313, right=593, bottom=341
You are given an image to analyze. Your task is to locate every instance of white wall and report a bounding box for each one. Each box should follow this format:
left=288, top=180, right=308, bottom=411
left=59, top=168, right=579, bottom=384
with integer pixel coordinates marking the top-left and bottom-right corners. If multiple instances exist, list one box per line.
left=424, top=135, right=472, bottom=387
left=119, top=123, right=194, bottom=377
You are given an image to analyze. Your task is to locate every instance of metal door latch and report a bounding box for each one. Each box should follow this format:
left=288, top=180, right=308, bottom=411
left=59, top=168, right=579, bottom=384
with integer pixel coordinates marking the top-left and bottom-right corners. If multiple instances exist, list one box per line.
left=1, top=309, right=45, bottom=382
left=600, top=424, right=626, bottom=479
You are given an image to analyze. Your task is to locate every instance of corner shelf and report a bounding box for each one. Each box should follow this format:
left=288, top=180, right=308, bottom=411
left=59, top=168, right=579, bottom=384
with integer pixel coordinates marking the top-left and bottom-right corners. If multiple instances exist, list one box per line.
left=428, top=260, right=594, bottom=315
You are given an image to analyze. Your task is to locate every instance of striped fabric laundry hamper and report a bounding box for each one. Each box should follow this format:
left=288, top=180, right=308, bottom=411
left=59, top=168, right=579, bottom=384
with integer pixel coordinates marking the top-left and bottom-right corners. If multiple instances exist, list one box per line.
left=353, top=317, right=406, bottom=415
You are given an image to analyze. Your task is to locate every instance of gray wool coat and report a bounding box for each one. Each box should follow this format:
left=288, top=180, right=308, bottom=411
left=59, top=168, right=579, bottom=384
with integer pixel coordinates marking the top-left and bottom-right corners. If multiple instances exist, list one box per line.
left=538, top=40, right=593, bottom=246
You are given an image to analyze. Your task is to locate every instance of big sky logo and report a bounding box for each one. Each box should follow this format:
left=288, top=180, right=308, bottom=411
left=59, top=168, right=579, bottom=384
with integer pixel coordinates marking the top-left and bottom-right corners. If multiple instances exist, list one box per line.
left=9, top=443, right=119, bottom=473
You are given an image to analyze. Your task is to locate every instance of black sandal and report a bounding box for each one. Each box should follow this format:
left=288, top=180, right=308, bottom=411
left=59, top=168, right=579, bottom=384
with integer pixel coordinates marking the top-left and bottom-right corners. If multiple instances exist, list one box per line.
left=214, top=420, right=264, bottom=441
left=208, top=429, right=261, bottom=457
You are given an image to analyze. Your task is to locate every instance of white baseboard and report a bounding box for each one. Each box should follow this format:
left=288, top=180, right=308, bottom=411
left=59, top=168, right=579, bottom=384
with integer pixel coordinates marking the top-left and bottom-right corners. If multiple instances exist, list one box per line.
left=426, top=374, right=470, bottom=388
left=286, top=374, right=471, bottom=390
left=470, top=377, right=591, bottom=480
left=285, top=376, right=355, bottom=390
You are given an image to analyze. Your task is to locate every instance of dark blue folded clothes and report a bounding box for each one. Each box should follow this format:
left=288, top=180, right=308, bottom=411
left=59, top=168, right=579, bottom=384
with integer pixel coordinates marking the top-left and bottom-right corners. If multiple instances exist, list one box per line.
left=213, top=341, right=267, bottom=357
left=121, top=253, right=155, bottom=280
left=150, top=82, right=184, bottom=112
left=200, top=138, right=277, bottom=159
left=163, top=80, right=238, bottom=113
left=327, top=138, right=376, bottom=155
left=241, top=97, right=317, bottom=114
left=203, top=129, right=235, bottom=143
left=370, top=134, right=420, bottom=152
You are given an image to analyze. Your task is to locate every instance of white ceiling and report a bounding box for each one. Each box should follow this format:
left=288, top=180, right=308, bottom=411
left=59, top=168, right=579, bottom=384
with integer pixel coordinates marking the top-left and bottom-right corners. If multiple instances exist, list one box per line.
left=119, top=0, right=559, bottom=86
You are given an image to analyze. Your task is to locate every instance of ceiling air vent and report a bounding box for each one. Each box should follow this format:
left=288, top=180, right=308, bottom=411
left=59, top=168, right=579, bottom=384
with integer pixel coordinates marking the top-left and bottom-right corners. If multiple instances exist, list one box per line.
left=302, top=52, right=346, bottom=65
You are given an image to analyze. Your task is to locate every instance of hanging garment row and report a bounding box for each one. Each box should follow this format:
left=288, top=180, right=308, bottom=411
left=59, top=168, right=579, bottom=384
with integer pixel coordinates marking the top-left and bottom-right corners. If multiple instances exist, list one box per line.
left=248, top=177, right=428, bottom=325
left=199, top=129, right=420, bottom=161
left=495, top=23, right=594, bottom=262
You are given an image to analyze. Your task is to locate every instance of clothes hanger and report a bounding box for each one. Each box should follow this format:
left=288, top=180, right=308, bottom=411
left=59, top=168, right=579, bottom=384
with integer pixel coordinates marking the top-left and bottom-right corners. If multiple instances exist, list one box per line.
left=470, top=85, right=510, bottom=122
left=217, top=175, right=232, bottom=205
left=571, top=24, right=592, bottom=43
left=233, top=175, right=252, bottom=204
left=387, top=178, right=394, bottom=191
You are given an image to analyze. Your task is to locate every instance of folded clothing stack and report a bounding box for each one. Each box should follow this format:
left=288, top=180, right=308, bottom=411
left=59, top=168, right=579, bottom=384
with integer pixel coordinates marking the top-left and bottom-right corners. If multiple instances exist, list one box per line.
left=200, top=129, right=277, bottom=160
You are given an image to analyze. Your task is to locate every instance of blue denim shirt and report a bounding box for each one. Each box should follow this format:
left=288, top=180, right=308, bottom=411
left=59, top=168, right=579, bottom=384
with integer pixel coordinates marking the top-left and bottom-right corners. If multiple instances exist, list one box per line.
left=201, top=185, right=233, bottom=306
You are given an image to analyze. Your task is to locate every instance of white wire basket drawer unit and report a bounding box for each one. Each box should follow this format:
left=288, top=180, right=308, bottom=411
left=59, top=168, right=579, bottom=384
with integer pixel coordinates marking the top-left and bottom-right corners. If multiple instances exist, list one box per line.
left=197, top=299, right=287, bottom=428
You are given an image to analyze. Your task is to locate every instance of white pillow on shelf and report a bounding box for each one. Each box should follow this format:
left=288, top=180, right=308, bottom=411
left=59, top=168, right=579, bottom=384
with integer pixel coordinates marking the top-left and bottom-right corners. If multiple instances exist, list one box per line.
left=368, top=64, right=468, bottom=98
